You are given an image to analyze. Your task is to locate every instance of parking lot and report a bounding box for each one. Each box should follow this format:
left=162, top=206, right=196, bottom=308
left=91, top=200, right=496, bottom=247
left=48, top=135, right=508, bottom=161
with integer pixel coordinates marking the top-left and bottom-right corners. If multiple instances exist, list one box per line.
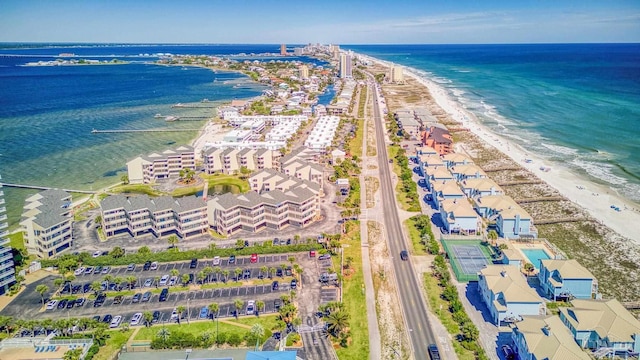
left=2, top=251, right=337, bottom=330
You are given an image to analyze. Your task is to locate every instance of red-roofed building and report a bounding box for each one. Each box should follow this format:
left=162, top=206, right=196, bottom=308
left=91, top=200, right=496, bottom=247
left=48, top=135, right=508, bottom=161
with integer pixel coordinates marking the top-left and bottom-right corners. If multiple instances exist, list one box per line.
left=422, top=126, right=453, bottom=155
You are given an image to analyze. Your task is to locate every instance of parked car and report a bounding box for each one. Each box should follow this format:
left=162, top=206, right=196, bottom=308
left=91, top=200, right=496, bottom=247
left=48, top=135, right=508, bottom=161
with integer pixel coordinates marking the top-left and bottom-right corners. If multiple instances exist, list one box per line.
left=84, top=267, right=94, bottom=275
left=250, top=254, right=258, bottom=263
left=66, top=300, right=75, bottom=309
left=75, top=298, right=86, bottom=307
left=102, top=314, right=113, bottom=323
left=212, top=256, right=221, bottom=266
left=309, top=250, right=316, bottom=257
left=109, top=315, right=122, bottom=328
left=168, top=276, right=177, bottom=286
left=94, top=293, right=107, bottom=307
left=83, top=283, right=91, bottom=293
left=94, top=266, right=103, bottom=274
left=159, top=288, right=169, bottom=302
left=274, top=299, right=281, bottom=310
left=246, top=300, right=255, bottom=315
left=143, top=278, right=153, bottom=287
left=190, top=258, right=198, bottom=269
left=170, top=308, right=179, bottom=321
left=159, top=275, right=170, bottom=286
left=243, top=269, right=251, bottom=279
left=127, top=263, right=135, bottom=271
left=141, top=291, right=152, bottom=302
left=150, top=262, right=158, bottom=270
left=101, top=266, right=111, bottom=274
left=46, top=300, right=58, bottom=310
left=199, top=307, right=209, bottom=319
left=152, top=311, right=160, bottom=323
left=113, top=295, right=124, bottom=305
left=131, top=293, right=141, bottom=303
left=228, top=255, right=236, bottom=264
left=130, top=313, right=143, bottom=326
left=143, top=261, right=151, bottom=271
left=290, top=279, right=297, bottom=289
left=272, top=281, right=279, bottom=290
left=92, top=251, right=101, bottom=258
left=57, top=300, right=68, bottom=309
left=276, top=268, right=283, bottom=277
left=74, top=267, right=85, bottom=276
left=318, top=254, right=331, bottom=260
left=400, top=250, right=409, bottom=261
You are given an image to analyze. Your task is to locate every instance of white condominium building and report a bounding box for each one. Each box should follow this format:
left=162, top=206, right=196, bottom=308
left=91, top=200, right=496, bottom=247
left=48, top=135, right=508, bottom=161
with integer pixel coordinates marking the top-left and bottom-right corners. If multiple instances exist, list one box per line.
left=203, top=148, right=281, bottom=175
left=304, top=115, right=340, bottom=153
left=20, top=189, right=73, bottom=259
left=0, top=177, right=16, bottom=294
left=100, top=195, right=207, bottom=239
left=127, top=145, right=196, bottom=184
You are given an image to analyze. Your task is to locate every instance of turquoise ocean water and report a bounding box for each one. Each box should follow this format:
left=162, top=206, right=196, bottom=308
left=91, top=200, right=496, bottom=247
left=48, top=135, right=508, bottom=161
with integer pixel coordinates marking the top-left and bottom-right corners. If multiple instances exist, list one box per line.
left=347, top=44, right=640, bottom=205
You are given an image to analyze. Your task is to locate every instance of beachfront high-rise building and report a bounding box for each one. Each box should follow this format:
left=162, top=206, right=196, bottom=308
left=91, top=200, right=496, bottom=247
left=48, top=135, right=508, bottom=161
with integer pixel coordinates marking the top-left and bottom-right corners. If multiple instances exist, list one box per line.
left=299, top=65, right=309, bottom=79
left=339, top=53, right=352, bottom=79
left=293, top=47, right=303, bottom=56
left=330, top=44, right=340, bottom=60
left=0, top=176, right=16, bottom=295
left=389, top=65, right=405, bottom=84
left=280, top=44, right=287, bottom=56
left=21, top=189, right=74, bottom=259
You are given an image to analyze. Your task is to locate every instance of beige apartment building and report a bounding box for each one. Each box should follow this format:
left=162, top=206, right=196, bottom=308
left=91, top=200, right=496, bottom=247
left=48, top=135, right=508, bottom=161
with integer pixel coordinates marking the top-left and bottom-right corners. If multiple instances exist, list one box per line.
left=203, top=147, right=280, bottom=175
left=126, top=145, right=196, bottom=184
left=100, top=194, right=207, bottom=239
left=21, top=189, right=73, bottom=259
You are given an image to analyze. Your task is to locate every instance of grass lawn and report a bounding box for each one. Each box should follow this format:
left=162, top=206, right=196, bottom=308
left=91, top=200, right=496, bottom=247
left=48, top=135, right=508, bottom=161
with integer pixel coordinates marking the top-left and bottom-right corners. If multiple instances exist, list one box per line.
left=387, top=145, right=415, bottom=211
left=134, top=317, right=272, bottom=343
left=93, top=329, right=134, bottom=360
left=403, top=217, right=427, bottom=255
left=348, top=119, right=364, bottom=158
left=8, top=232, right=25, bottom=251
left=336, top=220, right=370, bottom=360
left=422, top=274, right=475, bottom=360
left=110, top=184, right=163, bottom=197
left=199, top=174, right=251, bottom=193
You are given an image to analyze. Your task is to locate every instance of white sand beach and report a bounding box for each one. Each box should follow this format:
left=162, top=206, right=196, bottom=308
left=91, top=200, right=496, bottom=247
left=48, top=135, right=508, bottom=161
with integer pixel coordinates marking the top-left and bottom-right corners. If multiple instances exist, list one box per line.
left=408, top=69, right=640, bottom=245
left=361, top=53, right=640, bottom=244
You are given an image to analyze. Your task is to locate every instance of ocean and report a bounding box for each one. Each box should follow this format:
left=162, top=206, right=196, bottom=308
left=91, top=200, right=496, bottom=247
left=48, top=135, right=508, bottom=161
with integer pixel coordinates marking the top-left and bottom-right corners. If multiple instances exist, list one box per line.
left=346, top=43, right=640, bottom=205
left=0, top=44, right=328, bottom=227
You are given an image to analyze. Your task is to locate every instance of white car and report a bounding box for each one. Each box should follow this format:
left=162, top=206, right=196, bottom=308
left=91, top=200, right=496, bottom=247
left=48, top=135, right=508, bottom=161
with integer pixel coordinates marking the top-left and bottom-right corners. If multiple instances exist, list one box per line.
left=159, top=275, right=169, bottom=286
left=212, top=256, right=221, bottom=266
left=170, top=308, right=179, bottom=321
left=130, top=312, right=143, bottom=326
left=246, top=300, right=255, bottom=315
left=92, top=251, right=101, bottom=258
left=109, top=315, right=122, bottom=328
left=150, top=262, right=158, bottom=270
left=168, top=276, right=177, bottom=286
left=74, top=267, right=85, bottom=276
left=143, top=278, right=153, bottom=287
left=46, top=300, right=58, bottom=310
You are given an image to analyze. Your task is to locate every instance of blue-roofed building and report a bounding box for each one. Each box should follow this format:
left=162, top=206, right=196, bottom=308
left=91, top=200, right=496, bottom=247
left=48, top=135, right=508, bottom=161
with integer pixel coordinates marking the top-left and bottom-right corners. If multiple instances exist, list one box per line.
left=245, top=351, right=297, bottom=360
left=538, top=259, right=598, bottom=301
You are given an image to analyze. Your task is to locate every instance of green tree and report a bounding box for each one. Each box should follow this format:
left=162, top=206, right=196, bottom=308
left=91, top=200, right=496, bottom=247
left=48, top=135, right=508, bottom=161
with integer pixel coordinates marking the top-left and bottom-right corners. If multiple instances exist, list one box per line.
left=234, top=268, right=243, bottom=281
left=250, top=323, right=265, bottom=350
left=460, top=321, right=479, bottom=342
left=125, top=276, right=137, bottom=290
left=176, top=306, right=186, bottom=324
left=90, top=281, right=102, bottom=293
left=36, top=284, right=49, bottom=305
left=138, top=246, right=151, bottom=255
left=524, top=262, right=535, bottom=276
left=487, top=230, right=498, bottom=245
left=120, top=174, right=129, bottom=185
left=110, top=247, right=125, bottom=258
left=256, top=300, right=265, bottom=316
left=53, top=278, right=65, bottom=292
left=278, top=303, right=297, bottom=324
left=143, top=311, right=154, bottom=327
left=167, top=235, right=179, bottom=250
left=170, top=269, right=180, bottom=278
left=181, top=274, right=190, bottom=286
left=326, top=311, right=350, bottom=337
left=234, top=299, right=244, bottom=318
left=260, top=266, right=268, bottom=278
left=221, top=269, right=230, bottom=282
left=208, top=303, right=219, bottom=318
left=62, top=347, right=83, bottom=360
left=235, top=239, right=245, bottom=249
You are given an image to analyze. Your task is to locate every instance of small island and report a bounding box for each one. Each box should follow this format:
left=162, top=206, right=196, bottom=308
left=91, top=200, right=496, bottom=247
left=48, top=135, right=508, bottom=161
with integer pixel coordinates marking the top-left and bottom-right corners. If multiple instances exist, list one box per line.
left=23, top=58, right=128, bottom=66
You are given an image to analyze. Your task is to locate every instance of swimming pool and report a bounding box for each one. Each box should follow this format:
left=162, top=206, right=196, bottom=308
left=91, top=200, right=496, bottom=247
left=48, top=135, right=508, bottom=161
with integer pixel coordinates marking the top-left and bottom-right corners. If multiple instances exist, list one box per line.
left=521, top=249, right=551, bottom=270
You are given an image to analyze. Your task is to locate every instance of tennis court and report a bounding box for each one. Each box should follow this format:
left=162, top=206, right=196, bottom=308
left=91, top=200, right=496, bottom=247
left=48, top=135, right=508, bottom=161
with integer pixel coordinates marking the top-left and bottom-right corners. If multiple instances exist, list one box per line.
left=441, top=239, right=494, bottom=282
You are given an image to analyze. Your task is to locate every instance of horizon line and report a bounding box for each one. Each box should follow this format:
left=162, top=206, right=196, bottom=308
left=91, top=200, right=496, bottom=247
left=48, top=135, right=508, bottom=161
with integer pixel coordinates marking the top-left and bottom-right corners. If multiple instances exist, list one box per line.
left=0, top=41, right=639, bottom=46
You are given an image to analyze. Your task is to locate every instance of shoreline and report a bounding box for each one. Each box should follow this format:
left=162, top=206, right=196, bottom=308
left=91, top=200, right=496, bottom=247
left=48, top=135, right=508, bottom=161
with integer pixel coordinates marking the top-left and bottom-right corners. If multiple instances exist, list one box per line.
left=360, top=54, right=640, bottom=244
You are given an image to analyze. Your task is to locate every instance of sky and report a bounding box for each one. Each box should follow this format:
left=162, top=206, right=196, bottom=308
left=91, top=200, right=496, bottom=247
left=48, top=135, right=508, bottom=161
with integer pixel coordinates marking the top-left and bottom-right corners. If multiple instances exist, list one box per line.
left=1, top=0, right=639, bottom=44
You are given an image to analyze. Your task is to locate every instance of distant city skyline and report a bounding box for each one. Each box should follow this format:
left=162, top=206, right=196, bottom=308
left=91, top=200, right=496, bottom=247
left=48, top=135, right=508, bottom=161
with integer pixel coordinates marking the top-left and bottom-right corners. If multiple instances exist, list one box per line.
left=1, top=0, right=639, bottom=44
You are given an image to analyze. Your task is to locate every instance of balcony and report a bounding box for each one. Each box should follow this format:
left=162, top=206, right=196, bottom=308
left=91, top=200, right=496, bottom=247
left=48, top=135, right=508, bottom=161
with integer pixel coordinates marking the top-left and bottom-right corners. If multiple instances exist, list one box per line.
left=0, top=238, right=10, bottom=247
left=0, top=222, right=6, bottom=230
left=0, top=230, right=8, bottom=238
left=0, top=207, right=5, bottom=214
left=0, top=198, right=4, bottom=206
left=0, top=252, right=13, bottom=263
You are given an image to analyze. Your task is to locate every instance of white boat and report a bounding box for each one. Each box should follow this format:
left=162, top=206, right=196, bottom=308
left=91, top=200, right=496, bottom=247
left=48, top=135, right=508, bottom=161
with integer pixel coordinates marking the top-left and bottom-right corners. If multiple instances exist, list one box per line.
left=154, top=113, right=162, bottom=118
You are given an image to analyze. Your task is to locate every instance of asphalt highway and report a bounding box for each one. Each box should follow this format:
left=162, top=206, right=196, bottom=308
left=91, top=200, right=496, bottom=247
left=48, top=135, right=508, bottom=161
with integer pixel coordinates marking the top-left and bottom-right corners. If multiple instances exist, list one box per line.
left=369, top=78, right=436, bottom=360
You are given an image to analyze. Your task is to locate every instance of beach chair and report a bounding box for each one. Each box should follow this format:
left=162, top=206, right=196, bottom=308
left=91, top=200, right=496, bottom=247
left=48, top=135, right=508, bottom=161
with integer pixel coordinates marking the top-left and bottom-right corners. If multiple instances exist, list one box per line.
left=35, top=346, right=42, bottom=353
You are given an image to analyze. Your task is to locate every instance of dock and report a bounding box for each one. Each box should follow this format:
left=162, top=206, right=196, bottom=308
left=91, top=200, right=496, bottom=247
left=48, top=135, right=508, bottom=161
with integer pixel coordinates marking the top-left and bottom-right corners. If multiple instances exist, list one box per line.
left=172, top=103, right=216, bottom=108
left=0, top=183, right=96, bottom=194
left=92, top=129, right=201, bottom=134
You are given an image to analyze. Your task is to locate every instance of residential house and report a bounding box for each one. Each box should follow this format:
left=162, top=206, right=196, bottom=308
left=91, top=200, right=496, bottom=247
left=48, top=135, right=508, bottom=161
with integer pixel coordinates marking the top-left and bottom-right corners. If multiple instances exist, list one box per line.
left=430, top=180, right=465, bottom=207
left=512, top=315, right=592, bottom=360
left=100, top=195, right=207, bottom=239
left=439, top=198, right=479, bottom=234
left=422, top=126, right=453, bottom=155
left=20, top=189, right=73, bottom=259
left=558, top=299, right=640, bottom=355
left=501, top=248, right=525, bottom=271
left=203, top=147, right=280, bottom=175
left=460, top=178, right=504, bottom=199
left=538, top=259, right=598, bottom=301
left=450, top=164, right=487, bottom=181
left=126, top=145, right=196, bottom=184
left=478, top=265, right=545, bottom=325
left=248, top=169, right=320, bottom=195
left=442, top=153, right=473, bottom=168
left=331, top=149, right=346, bottom=164
left=497, top=204, right=536, bottom=239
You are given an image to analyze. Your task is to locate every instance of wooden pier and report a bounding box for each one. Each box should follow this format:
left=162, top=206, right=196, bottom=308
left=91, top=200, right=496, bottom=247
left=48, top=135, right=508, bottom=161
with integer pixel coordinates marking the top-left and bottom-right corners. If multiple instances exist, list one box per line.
left=0, top=183, right=96, bottom=194
left=92, top=128, right=201, bottom=134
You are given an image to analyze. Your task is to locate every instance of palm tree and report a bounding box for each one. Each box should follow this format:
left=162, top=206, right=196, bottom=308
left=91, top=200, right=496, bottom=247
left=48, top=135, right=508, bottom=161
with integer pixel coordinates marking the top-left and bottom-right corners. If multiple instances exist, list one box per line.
left=487, top=229, right=499, bottom=246
left=53, top=278, right=65, bottom=293
left=221, top=269, right=230, bottom=283
left=142, top=311, right=154, bottom=327
left=167, top=235, right=179, bottom=251
left=234, top=299, right=244, bottom=318
left=63, top=347, right=83, bottom=360
left=250, top=323, right=265, bottom=350
left=524, top=262, right=535, bottom=277
left=208, top=303, right=219, bottom=319
left=103, top=275, right=113, bottom=286
left=157, top=327, right=170, bottom=342
left=176, top=305, right=186, bottom=324
left=288, top=256, right=296, bottom=265
left=269, top=267, right=276, bottom=279
left=153, top=276, right=160, bottom=288
left=277, top=303, right=297, bottom=324
left=36, top=284, right=49, bottom=305
left=113, top=277, right=123, bottom=289
left=196, top=271, right=206, bottom=285
left=203, top=266, right=214, bottom=281
left=326, top=311, right=349, bottom=337
left=125, top=276, right=137, bottom=290
left=260, top=266, right=268, bottom=279
left=213, top=267, right=222, bottom=282
left=110, top=247, right=125, bottom=258
left=256, top=300, right=265, bottom=316
left=90, top=281, right=102, bottom=293
left=181, top=274, right=190, bottom=287
left=234, top=268, right=243, bottom=282
left=170, top=269, right=180, bottom=278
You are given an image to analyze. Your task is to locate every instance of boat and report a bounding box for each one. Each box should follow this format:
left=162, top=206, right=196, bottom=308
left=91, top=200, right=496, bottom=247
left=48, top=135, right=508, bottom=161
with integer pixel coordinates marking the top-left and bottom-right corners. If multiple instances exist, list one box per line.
left=201, top=98, right=209, bottom=103
left=154, top=113, right=162, bottom=118
left=165, top=116, right=179, bottom=122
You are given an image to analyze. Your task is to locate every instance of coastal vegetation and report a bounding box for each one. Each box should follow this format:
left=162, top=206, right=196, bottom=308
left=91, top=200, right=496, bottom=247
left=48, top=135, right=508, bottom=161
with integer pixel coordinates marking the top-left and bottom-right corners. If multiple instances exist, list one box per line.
left=387, top=145, right=421, bottom=212
left=108, top=173, right=249, bottom=198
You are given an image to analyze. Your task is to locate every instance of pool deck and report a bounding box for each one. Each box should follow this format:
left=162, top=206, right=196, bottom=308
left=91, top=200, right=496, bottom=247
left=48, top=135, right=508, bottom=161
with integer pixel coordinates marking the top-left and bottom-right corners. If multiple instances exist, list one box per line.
left=500, top=240, right=556, bottom=275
